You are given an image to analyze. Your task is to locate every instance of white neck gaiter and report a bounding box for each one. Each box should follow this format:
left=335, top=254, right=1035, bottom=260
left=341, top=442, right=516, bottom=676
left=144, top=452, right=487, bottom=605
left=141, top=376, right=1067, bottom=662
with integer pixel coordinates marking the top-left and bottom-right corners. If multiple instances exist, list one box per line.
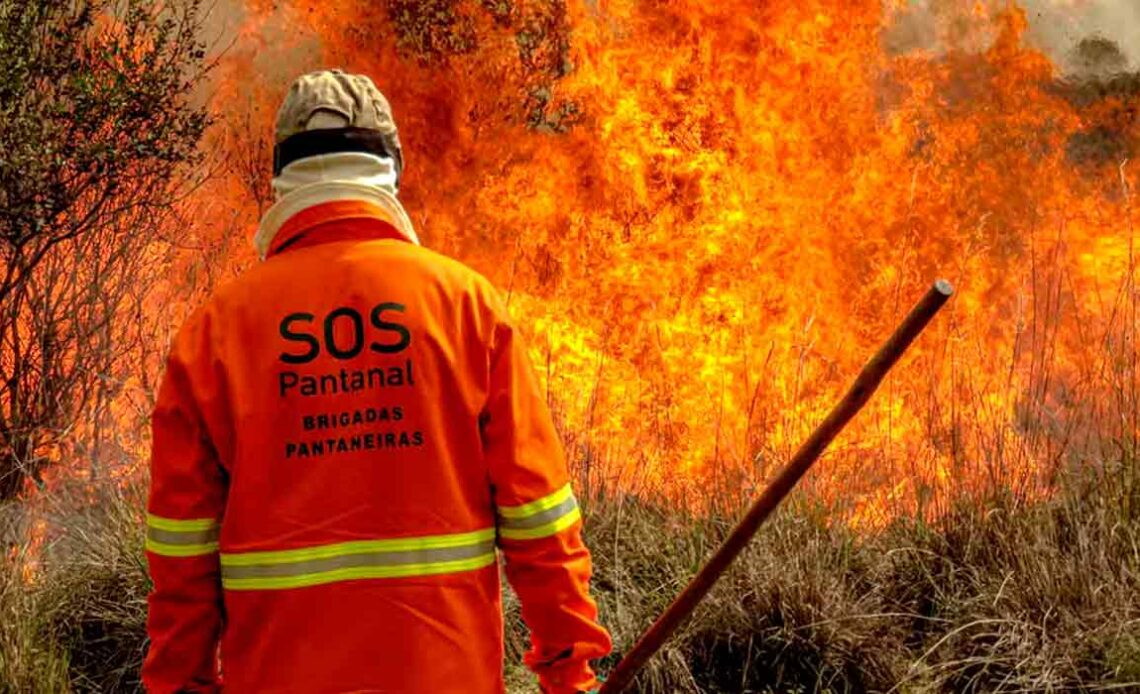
left=254, top=152, right=420, bottom=260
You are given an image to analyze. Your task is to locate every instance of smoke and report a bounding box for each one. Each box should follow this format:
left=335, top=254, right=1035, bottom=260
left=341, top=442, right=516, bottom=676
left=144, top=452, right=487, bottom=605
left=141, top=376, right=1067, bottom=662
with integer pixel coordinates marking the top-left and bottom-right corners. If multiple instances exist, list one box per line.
left=1022, top=0, right=1140, bottom=75
left=884, top=0, right=1140, bottom=77
left=201, top=0, right=324, bottom=93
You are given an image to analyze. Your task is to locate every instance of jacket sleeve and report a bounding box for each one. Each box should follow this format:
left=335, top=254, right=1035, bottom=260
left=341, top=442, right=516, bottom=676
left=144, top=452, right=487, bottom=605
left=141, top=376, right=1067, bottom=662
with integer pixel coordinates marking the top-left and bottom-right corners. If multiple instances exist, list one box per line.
left=481, top=308, right=613, bottom=694
left=142, top=317, right=228, bottom=694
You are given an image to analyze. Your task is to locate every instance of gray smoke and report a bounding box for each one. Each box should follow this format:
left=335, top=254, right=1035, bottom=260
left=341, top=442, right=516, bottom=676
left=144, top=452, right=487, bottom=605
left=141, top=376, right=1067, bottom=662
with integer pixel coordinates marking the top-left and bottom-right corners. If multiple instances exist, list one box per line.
left=1022, top=0, right=1140, bottom=76
left=884, top=0, right=1140, bottom=77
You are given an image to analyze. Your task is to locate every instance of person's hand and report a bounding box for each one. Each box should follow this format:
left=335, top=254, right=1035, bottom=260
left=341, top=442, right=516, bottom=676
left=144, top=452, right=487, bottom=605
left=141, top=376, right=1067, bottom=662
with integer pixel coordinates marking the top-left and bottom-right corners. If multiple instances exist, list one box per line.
left=579, top=676, right=605, bottom=693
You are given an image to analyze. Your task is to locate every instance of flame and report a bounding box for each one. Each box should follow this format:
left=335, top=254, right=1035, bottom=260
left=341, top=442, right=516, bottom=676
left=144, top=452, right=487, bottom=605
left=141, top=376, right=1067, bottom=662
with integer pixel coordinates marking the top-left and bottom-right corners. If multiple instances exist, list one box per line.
left=12, top=518, right=49, bottom=585
left=81, top=0, right=1140, bottom=524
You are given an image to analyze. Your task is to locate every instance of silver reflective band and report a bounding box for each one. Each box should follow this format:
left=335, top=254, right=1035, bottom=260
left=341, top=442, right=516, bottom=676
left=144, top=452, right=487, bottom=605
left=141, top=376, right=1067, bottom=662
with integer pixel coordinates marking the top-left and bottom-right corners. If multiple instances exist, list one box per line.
left=222, top=540, right=495, bottom=580
left=219, top=528, right=499, bottom=590
left=145, top=514, right=220, bottom=557
left=496, top=484, right=582, bottom=541
left=147, top=526, right=219, bottom=546
left=497, top=495, right=578, bottom=531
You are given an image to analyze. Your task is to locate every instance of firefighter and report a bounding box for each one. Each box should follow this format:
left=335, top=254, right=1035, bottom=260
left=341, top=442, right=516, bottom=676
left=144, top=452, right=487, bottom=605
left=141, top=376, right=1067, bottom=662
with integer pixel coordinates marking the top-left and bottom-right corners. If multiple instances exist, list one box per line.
left=142, top=69, right=612, bottom=693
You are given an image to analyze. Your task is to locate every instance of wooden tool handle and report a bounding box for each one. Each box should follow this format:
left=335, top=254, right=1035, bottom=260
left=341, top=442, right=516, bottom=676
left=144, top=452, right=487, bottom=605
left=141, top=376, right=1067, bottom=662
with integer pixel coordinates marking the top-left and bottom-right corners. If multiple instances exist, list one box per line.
left=597, top=280, right=954, bottom=693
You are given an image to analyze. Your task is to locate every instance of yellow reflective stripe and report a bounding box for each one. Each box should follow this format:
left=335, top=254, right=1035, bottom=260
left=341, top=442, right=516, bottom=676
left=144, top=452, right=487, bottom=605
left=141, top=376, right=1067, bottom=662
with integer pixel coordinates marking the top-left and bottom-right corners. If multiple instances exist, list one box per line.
left=145, top=515, right=220, bottom=557
left=222, top=553, right=497, bottom=591
left=498, top=494, right=578, bottom=531
left=222, top=540, right=494, bottom=580
left=499, top=506, right=582, bottom=541
left=220, top=528, right=497, bottom=567
left=146, top=514, right=218, bottom=532
left=146, top=537, right=219, bottom=557
left=497, top=484, right=574, bottom=520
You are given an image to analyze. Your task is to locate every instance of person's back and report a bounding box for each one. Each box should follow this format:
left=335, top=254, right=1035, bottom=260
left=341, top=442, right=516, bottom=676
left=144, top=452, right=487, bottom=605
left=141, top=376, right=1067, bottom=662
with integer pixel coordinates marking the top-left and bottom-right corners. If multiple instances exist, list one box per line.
left=142, top=70, right=611, bottom=694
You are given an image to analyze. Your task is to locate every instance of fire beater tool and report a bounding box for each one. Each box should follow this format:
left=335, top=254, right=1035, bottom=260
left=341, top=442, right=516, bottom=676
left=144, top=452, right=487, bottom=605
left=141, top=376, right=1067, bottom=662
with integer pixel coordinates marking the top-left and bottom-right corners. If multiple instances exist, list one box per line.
left=597, top=279, right=955, bottom=694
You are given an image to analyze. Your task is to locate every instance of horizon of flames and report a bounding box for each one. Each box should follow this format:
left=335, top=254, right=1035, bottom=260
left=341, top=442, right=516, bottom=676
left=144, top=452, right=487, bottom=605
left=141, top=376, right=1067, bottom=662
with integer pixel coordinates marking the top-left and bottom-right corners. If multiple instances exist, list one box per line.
left=21, top=0, right=1136, bottom=555
left=194, top=0, right=1138, bottom=525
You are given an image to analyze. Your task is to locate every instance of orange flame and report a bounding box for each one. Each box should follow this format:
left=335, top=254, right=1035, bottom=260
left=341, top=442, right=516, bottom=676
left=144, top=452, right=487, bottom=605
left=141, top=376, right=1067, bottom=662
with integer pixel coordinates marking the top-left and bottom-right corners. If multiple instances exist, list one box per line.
left=150, top=0, right=1140, bottom=524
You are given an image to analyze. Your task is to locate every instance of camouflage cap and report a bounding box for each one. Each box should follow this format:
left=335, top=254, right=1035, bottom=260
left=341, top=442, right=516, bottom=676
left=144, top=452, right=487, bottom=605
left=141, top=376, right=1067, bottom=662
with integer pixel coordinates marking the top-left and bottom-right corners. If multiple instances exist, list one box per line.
left=274, top=69, right=404, bottom=180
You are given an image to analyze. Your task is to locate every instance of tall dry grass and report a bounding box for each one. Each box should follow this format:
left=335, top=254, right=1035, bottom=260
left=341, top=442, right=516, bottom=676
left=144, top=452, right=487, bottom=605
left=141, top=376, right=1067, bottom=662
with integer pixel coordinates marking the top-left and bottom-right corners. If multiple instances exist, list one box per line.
left=1, top=482, right=149, bottom=693
left=1, top=465, right=1138, bottom=693
left=2, top=253, right=1137, bottom=692
left=2, top=290, right=1134, bottom=686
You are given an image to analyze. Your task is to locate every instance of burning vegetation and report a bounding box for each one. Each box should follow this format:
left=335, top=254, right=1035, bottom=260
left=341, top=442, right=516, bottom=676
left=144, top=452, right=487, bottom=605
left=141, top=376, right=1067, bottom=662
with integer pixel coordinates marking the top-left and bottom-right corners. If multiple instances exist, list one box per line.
left=2, top=0, right=1140, bottom=691
left=193, top=0, right=1140, bottom=524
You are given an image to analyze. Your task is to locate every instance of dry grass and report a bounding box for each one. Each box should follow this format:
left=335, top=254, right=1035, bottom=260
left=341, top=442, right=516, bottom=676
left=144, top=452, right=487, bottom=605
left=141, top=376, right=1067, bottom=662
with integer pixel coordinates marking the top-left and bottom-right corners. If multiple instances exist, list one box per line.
left=3, top=466, right=1137, bottom=693
left=0, top=482, right=150, bottom=694
left=585, top=478, right=1140, bottom=693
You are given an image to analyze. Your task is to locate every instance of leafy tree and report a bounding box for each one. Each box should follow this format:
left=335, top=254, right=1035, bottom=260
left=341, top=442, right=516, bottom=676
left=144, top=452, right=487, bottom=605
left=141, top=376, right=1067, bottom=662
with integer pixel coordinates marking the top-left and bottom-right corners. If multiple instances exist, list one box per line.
left=0, top=0, right=209, bottom=501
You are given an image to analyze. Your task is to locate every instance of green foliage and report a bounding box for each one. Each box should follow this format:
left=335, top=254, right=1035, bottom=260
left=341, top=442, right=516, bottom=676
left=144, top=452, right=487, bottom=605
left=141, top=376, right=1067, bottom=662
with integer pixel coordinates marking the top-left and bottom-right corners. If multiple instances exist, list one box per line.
left=0, top=0, right=207, bottom=247
left=0, top=0, right=209, bottom=501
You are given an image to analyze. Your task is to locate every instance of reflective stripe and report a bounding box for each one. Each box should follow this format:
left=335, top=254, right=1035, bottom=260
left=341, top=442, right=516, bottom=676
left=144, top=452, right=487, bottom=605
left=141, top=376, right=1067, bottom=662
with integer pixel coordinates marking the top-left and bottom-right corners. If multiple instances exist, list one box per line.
left=500, top=507, right=582, bottom=541
left=146, top=514, right=219, bottom=557
left=147, top=526, right=219, bottom=546
left=146, top=538, right=220, bottom=557
left=223, top=555, right=496, bottom=591
left=497, top=484, right=574, bottom=520
left=146, top=514, right=218, bottom=532
left=499, top=494, right=578, bottom=531
left=496, top=485, right=582, bottom=541
left=220, top=528, right=496, bottom=566
left=219, top=528, right=497, bottom=591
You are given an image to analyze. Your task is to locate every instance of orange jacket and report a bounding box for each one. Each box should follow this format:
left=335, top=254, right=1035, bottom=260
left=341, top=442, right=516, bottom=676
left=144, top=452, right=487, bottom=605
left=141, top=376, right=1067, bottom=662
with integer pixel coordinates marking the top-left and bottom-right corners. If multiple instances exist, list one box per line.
left=142, top=200, right=612, bottom=693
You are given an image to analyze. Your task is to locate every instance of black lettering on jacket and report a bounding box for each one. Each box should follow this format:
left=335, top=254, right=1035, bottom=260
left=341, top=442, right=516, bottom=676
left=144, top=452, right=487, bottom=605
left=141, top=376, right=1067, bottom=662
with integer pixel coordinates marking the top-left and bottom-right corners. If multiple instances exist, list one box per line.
left=370, top=303, right=411, bottom=354
left=280, top=313, right=320, bottom=364
left=325, top=307, right=365, bottom=360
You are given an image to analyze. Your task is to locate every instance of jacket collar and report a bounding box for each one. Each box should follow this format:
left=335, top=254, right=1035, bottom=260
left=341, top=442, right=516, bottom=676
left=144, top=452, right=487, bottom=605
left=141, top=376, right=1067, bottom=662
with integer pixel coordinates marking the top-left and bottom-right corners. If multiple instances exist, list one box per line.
left=263, top=200, right=415, bottom=259
left=254, top=152, right=420, bottom=260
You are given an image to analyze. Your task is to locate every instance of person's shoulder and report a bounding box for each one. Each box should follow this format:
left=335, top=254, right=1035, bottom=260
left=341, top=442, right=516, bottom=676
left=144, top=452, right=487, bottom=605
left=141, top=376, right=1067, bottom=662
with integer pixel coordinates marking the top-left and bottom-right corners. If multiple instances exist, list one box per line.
left=396, top=246, right=516, bottom=333
left=191, top=261, right=264, bottom=318
left=163, top=299, right=215, bottom=366
left=404, top=243, right=481, bottom=277
left=171, top=259, right=266, bottom=342
left=193, top=242, right=506, bottom=320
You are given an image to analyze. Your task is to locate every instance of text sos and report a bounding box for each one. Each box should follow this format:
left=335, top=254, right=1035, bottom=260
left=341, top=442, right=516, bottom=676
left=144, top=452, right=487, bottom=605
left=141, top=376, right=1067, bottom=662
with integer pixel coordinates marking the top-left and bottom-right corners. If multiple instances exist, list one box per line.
left=279, top=303, right=411, bottom=364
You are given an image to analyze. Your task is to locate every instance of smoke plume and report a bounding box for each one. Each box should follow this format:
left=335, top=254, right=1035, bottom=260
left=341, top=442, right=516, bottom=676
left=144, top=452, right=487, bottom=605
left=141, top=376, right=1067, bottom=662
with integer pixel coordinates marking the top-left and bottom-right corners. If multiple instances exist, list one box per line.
left=885, top=0, right=1140, bottom=77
